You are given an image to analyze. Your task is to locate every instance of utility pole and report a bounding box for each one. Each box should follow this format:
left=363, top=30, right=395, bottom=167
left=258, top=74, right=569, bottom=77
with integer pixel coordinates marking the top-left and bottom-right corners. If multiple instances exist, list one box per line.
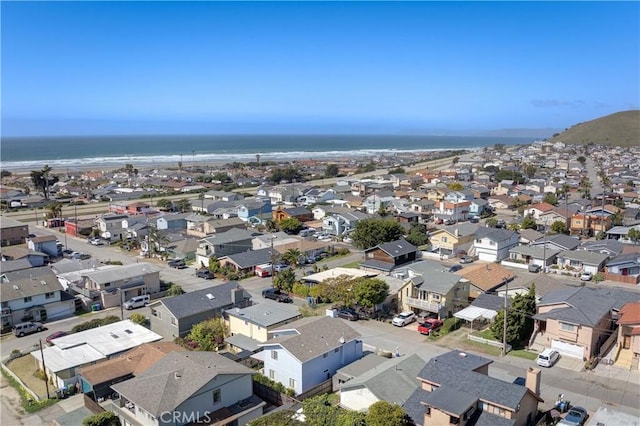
left=502, top=277, right=509, bottom=357
left=39, top=340, right=51, bottom=399
left=270, top=235, right=276, bottom=289
left=119, top=288, right=125, bottom=320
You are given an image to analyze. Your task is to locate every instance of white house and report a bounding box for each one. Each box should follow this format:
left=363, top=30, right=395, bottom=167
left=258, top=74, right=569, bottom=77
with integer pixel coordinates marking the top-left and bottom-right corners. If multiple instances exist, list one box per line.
left=471, top=228, right=519, bottom=262
left=259, top=316, right=362, bottom=396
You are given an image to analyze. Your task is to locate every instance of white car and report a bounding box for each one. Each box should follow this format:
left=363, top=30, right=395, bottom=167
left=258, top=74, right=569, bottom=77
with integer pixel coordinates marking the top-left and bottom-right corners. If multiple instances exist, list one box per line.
left=392, top=311, right=416, bottom=327
left=536, top=348, right=560, bottom=367
left=580, top=271, right=593, bottom=281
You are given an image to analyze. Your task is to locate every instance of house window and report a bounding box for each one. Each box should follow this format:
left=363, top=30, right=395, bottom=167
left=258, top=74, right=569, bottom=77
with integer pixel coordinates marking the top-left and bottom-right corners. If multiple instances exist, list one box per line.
left=450, top=415, right=460, bottom=424
left=269, top=369, right=275, bottom=379
left=489, top=241, right=495, bottom=246
left=442, top=237, right=448, bottom=243
left=561, top=322, right=576, bottom=332
left=171, top=317, right=177, bottom=326
left=496, top=407, right=506, bottom=417
left=271, top=350, right=278, bottom=360
left=323, top=352, right=328, bottom=358
left=289, top=378, right=296, bottom=388
left=475, top=239, right=482, bottom=244
left=334, top=347, right=340, bottom=353
left=431, top=294, right=441, bottom=301
left=24, top=296, right=32, bottom=303
left=104, top=283, right=111, bottom=287
left=151, top=309, right=161, bottom=319
left=45, top=292, right=54, bottom=299
left=425, top=406, right=431, bottom=416
left=212, top=389, right=221, bottom=404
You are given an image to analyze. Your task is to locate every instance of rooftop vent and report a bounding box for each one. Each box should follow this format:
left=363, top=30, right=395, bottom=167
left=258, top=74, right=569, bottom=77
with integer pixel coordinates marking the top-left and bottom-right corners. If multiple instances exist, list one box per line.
left=206, top=294, right=215, bottom=300
left=12, top=285, right=19, bottom=290
left=458, top=352, right=467, bottom=357
left=41, top=280, right=47, bottom=286
left=174, top=372, right=181, bottom=379
left=110, top=332, right=119, bottom=339
left=124, top=329, right=133, bottom=334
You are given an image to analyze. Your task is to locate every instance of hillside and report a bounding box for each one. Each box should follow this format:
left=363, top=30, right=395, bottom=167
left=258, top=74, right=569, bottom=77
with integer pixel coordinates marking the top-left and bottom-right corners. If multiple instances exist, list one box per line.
left=548, top=110, right=639, bottom=146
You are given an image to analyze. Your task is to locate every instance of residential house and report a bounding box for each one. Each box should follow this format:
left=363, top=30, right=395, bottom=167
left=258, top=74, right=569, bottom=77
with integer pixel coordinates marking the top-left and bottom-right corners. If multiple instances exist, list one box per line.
left=615, top=302, right=640, bottom=370
left=469, top=199, right=488, bottom=217
left=578, top=240, right=624, bottom=258
left=204, top=190, right=244, bottom=201
left=555, top=250, right=608, bottom=276
left=155, top=213, right=190, bottom=231
left=603, top=252, right=640, bottom=285
left=299, top=187, right=338, bottom=205
left=339, top=354, right=425, bottom=412
left=259, top=316, right=363, bottom=396
left=428, top=223, right=479, bottom=259
left=195, top=228, right=254, bottom=268
left=409, top=199, right=436, bottom=223
left=79, top=342, right=183, bottom=401
left=362, top=192, right=396, bottom=215
left=432, top=200, right=471, bottom=223
left=396, top=260, right=469, bottom=319
left=32, top=320, right=162, bottom=390
left=189, top=217, right=246, bottom=238
left=26, top=234, right=59, bottom=258
left=237, top=199, right=273, bottom=225
left=0, top=266, right=75, bottom=329
left=518, top=229, right=543, bottom=245
left=1, top=246, right=48, bottom=267
left=524, top=202, right=555, bottom=222
left=322, top=209, right=370, bottom=236
left=531, top=287, right=638, bottom=360
left=0, top=216, right=29, bottom=247
left=164, top=234, right=199, bottom=262
left=444, top=190, right=475, bottom=203
left=272, top=206, right=313, bottom=223
left=95, top=213, right=129, bottom=242
left=539, top=206, right=577, bottom=229
left=148, top=282, right=251, bottom=340
left=218, top=248, right=273, bottom=276
left=454, top=263, right=516, bottom=300
left=361, top=239, right=418, bottom=273
left=530, top=234, right=579, bottom=252
left=403, top=350, right=542, bottom=426
left=506, top=245, right=560, bottom=271
left=470, top=228, right=519, bottom=262
left=108, top=351, right=265, bottom=426
left=605, top=225, right=640, bottom=244
left=72, top=263, right=162, bottom=309
left=454, top=293, right=512, bottom=331
left=225, top=302, right=302, bottom=355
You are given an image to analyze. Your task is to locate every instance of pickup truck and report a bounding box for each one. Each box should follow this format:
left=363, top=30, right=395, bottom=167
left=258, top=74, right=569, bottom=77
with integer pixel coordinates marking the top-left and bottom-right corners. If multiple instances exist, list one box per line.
left=262, top=288, right=292, bottom=303
left=418, top=318, right=444, bottom=335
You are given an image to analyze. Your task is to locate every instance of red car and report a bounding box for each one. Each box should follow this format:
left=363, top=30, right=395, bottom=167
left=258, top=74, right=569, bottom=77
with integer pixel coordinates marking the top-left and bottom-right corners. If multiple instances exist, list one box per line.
left=45, top=331, right=69, bottom=345
left=418, top=319, right=443, bottom=335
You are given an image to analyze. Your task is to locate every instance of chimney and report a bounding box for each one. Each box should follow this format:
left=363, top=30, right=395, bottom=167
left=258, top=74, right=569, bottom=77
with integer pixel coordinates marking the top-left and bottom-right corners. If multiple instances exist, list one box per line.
left=454, top=228, right=459, bottom=237
left=231, top=286, right=244, bottom=305
left=526, top=367, right=541, bottom=396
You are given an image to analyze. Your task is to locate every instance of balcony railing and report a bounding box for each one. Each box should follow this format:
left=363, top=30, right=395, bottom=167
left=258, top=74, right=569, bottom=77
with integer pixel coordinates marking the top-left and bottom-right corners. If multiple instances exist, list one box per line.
left=406, top=297, right=443, bottom=313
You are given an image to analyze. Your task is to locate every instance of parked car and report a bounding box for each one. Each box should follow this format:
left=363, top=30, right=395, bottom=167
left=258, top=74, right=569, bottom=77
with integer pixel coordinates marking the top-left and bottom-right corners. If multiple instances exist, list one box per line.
left=528, top=264, right=542, bottom=273
left=448, top=264, right=463, bottom=273
left=13, top=321, right=44, bottom=337
left=262, top=288, right=293, bottom=303
left=71, top=252, right=91, bottom=260
left=274, top=264, right=291, bottom=272
left=167, top=259, right=186, bottom=269
left=417, top=311, right=437, bottom=324
left=392, top=311, right=416, bottom=327
left=196, top=269, right=214, bottom=279
left=459, top=256, right=474, bottom=264
left=88, top=237, right=104, bottom=245
left=469, top=216, right=480, bottom=223
left=562, top=406, right=589, bottom=425
left=417, top=318, right=443, bottom=335
left=536, top=348, right=560, bottom=367
left=46, top=331, right=69, bottom=345
left=336, top=308, right=359, bottom=321
left=580, top=271, right=593, bottom=281
left=123, top=295, right=150, bottom=310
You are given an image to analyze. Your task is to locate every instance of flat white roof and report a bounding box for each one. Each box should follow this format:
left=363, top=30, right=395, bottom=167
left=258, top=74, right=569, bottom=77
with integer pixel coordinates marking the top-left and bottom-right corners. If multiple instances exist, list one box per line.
left=51, top=319, right=162, bottom=356
left=31, top=345, right=105, bottom=372
left=304, top=267, right=376, bottom=283
left=454, top=306, right=498, bottom=322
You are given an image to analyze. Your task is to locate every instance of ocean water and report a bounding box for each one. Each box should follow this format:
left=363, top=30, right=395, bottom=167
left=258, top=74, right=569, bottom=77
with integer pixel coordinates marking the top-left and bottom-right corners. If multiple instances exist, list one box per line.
left=0, top=134, right=532, bottom=170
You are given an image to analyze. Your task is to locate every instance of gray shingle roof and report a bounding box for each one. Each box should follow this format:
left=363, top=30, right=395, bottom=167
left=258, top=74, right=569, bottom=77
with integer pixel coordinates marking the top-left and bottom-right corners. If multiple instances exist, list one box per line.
left=200, top=228, right=254, bottom=245
left=422, top=387, right=477, bottom=416
left=111, top=351, right=254, bottom=416
left=557, top=250, right=609, bottom=265
left=264, top=316, right=360, bottom=363
left=375, top=238, right=417, bottom=257
left=531, top=234, right=579, bottom=251
left=509, top=245, right=560, bottom=260
left=0, top=267, right=64, bottom=300
left=534, top=287, right=639, bottom=326
left=82, top=263, right=161, bottom=284
left=222, top=248, right=272, bottom=269
left=225, top=302, right=301, bottom=328
left=339, top=354, right=424, bottom=406
left=157, top=282, right=250, bottom=319
left=471, top=293, right=511, bottom=311
left=475, top=227, right=518, bottom=243
left=407, top=260, right=461, bottom=295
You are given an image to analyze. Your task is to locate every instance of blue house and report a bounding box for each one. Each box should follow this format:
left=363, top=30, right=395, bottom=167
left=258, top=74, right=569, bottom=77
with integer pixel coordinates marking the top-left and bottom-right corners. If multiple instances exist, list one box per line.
left=259, top=316, right=363, bottom=395
left=469, top=198, right=488, bottom=216
left=237, top=199, right=272, bottom=225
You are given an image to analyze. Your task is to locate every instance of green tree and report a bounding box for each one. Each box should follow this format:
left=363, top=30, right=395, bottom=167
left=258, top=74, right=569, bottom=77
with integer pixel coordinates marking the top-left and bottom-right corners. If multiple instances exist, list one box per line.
left=520, top=215, right=538, bottom=230
left=282, top=248, right=303, bottom=268
left=491, top=285, right=536, bottom=348
left=325, top=164, right=340, bottom=177
left=495, top=169, right=525, bottom=184
left=83, top=411, right=121, bottom=426
left=129, top=313, right=147, bottom=326
left=46, top=201, right=63, bottom=221
left=389, top=167, right=406, bottom=174
left=273, top=268, right=297, bottom=293
left=405, top=222, right=429, bottom=247
left=628, top=228, right=640, bottom=245
left=269, top=166, right=302, bottom=184
left=353, top=278, right=389, bottom=309
left=279, top=217, right=303, bottom=234
left=208, top=256, right=221, bottom=273
left=523, top=164, right=537, bottom=178
left=577, top=156, right=586, bottom=165
left=41, top=164, right=53, bottom=199
left=485, top=217, right=498, bottom=228
left=542, top=192, right=558, bottom=206
left=365, top=401, right=411, bottom=426
left=249, top=410, right=303, bottom=426
left=187, top=318, right=227, bottom=351
left=550, top=220, right=567, bottom=234
left=166, top=283, right=185, bottom=296
left=447, top=181, right=464, bottom=191
left=350, top=219, right=406, bottom=249
left=301, top=394, right=339, bottom=426
left=156, top=198, right=173, bottom=211
left=336, top=410, right=366, bottom=426
left=175, top=198, right=192, bottom=213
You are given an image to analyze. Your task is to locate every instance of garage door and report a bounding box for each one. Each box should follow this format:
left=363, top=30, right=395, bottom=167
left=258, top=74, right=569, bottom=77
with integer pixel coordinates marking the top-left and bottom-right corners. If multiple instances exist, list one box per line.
left=478, top=253, right=494, bottom=262
left=551, top=339, right=584, bottom=359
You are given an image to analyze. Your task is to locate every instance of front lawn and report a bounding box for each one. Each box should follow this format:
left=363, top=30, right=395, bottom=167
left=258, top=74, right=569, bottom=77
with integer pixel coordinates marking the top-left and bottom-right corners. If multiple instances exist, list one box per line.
left=509, top=349, right=538, bottom=361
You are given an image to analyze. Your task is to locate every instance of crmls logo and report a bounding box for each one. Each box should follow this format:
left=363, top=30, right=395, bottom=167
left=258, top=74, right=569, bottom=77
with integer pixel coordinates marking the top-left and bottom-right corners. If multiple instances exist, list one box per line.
left=159, top=411, right=212, bottom=424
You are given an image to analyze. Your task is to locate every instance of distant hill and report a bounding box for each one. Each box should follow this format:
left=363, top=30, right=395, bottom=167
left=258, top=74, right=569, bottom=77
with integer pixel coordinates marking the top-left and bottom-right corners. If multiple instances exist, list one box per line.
left=548, top=110, right=639, bottom=146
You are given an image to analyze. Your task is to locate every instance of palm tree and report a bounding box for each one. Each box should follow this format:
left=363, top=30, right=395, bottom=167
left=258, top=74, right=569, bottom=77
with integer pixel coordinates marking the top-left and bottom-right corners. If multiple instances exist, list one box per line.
left=580, top=178, right=592, bottom=200
left=41, top=165, right=52, bottom=199
left=282, top=248, right=303, bottom=268
left=46, top=202, right=63, bottom=220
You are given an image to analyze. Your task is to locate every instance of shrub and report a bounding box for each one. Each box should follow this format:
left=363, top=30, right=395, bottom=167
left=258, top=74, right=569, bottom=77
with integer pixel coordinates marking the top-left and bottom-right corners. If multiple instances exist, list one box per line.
left=83, top=411, right=121, bottom=426
left=441, top=318, right=461, bottom=334
left=72, top=315, right=120, bottom=333
left=34, top=369, right=47, bottom=380
left=129, top=313, right=147, bottom=326
left=292, top=282, right=310, bottom=297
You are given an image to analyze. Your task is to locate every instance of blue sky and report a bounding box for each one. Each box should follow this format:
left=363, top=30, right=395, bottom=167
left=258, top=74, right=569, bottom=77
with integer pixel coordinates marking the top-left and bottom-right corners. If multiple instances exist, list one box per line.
left=2, top=1, right=638, bottom=136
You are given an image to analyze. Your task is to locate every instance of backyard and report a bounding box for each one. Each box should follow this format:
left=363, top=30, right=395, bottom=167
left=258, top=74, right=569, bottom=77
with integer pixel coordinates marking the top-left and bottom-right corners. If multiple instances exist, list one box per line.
left=5, top=355, right=50, bottom=400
